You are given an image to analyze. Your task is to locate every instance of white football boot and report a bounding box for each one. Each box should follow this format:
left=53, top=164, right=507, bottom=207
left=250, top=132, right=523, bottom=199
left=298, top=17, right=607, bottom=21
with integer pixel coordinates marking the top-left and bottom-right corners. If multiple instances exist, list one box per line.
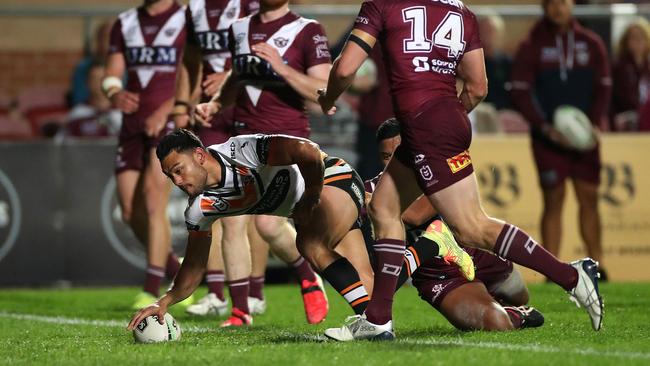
left=185, top=293, right=229, bottom=316
left=247, top=296, right=267, bottom=315
left=568, top=258, right=604, bottom=331
left=325, top=314, right=394, bottom=341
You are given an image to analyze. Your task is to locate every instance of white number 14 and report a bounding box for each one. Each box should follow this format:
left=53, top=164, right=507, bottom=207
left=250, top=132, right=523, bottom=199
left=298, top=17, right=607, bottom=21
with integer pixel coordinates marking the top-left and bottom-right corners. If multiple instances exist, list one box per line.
left=402, top=7, right=466, bottom=58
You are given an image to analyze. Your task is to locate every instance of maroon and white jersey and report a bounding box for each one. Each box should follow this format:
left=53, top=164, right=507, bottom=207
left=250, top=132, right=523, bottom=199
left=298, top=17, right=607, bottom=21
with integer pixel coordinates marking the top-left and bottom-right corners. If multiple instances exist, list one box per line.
left=352, top=0, right=481, bottom=119
left=228, top=12, right=331, bottom=136
left=186, top=0, right=259, bottom=75
left=108, top=2, right=187, bottom=115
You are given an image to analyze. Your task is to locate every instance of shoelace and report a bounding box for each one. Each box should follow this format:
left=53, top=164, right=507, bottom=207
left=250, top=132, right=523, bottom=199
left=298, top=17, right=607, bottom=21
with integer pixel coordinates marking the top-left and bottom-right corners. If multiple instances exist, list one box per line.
left=343, top=315, right=363, bottom=333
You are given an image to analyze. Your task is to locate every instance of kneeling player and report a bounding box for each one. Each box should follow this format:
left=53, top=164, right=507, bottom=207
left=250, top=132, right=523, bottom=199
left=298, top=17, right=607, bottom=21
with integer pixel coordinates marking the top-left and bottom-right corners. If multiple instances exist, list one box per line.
left=379, top=119, right=543, bottom=331
left=128, top=129, right=416, bottom=329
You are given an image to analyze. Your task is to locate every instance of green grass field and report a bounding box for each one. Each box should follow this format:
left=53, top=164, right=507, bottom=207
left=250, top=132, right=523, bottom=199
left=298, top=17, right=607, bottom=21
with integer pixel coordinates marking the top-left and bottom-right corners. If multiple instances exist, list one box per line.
left=0, top=283, right=648, bottom=365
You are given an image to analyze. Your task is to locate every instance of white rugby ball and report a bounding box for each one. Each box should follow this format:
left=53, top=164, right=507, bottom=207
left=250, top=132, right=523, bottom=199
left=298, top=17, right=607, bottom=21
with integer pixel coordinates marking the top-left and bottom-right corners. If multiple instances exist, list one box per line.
left=552, top=105, right=596, bottom=151
left=133, top=313, right=181, bottom=343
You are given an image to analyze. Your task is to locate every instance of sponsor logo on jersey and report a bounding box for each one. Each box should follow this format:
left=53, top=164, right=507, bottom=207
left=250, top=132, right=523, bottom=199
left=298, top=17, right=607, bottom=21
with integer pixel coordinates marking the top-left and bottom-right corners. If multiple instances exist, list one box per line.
left=0, top=169, right=20, bottom=263
left=196, top=30, right=229, bottom=52
left=252, top=33, right=266, bottom=41
left=316, top=43, right=331, bottom=59
left=446, top=150, right=472, bottom=173
left=125, top=46, right=178, bottom=65
left=202, top=196, right=230, bottom=212
left=414, top=154, right=425, bottom=164
left=250, top=170, right=291, bottom=214
left=312, top=35, right=328, bottom=44
left=355, top=16, right=369, bottom=25
left=207, top=8, right=220, bottom=18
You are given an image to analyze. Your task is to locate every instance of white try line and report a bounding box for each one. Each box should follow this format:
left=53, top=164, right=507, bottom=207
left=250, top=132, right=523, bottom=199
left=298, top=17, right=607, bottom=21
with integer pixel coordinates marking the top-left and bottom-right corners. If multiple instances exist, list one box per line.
left=1, top=312, right=648, bottom=360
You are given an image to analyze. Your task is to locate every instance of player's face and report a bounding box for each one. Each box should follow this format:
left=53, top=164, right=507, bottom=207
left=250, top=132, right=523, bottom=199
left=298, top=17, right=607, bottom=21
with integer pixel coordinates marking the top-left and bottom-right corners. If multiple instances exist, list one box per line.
left=378, top=135, right=401, bottom=168
left=544, top=0, right=573, bottom=28
left=161, top=150, right=208, bottom=197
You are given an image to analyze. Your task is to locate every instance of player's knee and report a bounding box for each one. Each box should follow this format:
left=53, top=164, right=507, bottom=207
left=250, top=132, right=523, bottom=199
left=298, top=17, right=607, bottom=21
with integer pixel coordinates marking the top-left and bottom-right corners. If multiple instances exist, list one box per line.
left=296, top=240, right=329, bottom=271
left=367, top=199, right=400, bottom=229
left=449, top=215, right=496, bottom=250
left=483, top=306, right=514, bottom=331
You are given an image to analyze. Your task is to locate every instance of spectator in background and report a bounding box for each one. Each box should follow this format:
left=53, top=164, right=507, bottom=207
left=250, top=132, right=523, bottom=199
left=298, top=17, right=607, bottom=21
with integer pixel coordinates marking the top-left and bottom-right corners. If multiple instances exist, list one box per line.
left=480, top=12, right=512, bottom=111
left=62, top=63, right=121, bottom=138
left=69, top=22, right=112, bottom=107
left=511, top=0, right=611, bottom=279
left=612, top=17, right=650, bottom=131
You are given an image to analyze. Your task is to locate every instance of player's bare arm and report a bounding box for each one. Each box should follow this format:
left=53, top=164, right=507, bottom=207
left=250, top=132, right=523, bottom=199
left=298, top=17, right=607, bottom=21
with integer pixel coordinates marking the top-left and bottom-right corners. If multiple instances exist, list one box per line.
left=127, top=233, right=211, bottom=330
left=318, top=29, right=375, bottom=115
left=456, top=48, right=488, bottom=113
left=267, top=136, right=325, bottom=223
left=251, top=42, right=330, bottom=103
left=103, top=52, right=139, bottom=114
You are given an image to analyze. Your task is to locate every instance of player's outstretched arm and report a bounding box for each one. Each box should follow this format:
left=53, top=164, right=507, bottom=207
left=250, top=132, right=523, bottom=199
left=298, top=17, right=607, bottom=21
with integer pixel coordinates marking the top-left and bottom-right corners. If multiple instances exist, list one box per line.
left=127, top=232, right=210, bottom=330
left=457, top=48, right=488, bottom=113
left=318, top=30, right=373, bottom=115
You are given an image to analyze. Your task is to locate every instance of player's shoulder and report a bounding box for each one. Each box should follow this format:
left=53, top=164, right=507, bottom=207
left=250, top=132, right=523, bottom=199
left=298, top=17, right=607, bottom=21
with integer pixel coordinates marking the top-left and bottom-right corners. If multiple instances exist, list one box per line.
left=184, top=195, right=204, bottom=226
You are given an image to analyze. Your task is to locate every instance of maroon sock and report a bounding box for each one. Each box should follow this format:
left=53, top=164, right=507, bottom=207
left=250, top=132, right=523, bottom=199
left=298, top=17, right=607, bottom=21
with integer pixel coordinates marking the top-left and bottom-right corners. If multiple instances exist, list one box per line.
left=227, top=278, right=250, bottom=314
left=365, top=239, right=406, bottom=325
left=206, top=270, right=225, bottom=301
left=249, top=276, right=265, bottom=300
left=143, top=265, right=164, bottom=297
left=494, top=223, right=577, bottom=291
left=291, top=256, right=316, bottom=282
left=165, top=252, right=181, bottom=280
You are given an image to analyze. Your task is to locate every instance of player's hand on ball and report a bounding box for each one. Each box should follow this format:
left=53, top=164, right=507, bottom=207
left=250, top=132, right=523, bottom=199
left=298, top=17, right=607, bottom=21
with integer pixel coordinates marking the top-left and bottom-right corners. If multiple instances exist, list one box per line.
left=543, top=125, right=575, bottom=150
left=127, top=303, right=166, bottom=331
left=194, top=101, right=220, bottom=127
left=317, top=89, right=337, bottom=116
left=111, top=90, right=139, bottom=114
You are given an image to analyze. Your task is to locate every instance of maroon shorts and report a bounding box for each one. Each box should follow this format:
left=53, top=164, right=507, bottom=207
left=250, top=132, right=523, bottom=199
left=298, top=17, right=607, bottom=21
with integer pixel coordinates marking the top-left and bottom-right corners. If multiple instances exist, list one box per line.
left=412, top=250, right=513, bottom=309
left=532, top=138, right=601, bottom=189
left=394, top=98, right=474, bottom=195
left=115, top=113, right=175, bottom=174
left=197, top=106, right=235, bottom=146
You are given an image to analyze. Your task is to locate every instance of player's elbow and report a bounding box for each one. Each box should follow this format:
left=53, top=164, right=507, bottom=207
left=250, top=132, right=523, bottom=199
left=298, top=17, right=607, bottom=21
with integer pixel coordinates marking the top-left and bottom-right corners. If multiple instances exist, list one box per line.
left=333, top=58, right=357, bottom=81
left=467, top=78, right=488, bottom=102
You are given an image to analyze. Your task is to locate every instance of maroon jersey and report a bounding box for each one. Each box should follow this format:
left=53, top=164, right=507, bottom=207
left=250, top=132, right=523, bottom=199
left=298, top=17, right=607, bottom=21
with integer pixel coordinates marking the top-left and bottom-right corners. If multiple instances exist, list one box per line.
left=228, top=11, right=331, bottom=136
left=510, top=18, right=611, bottom=130
left=108, top=2, right=187, bottom=118
left=352, top=0, right=481, bottom=119
left=186, top=0, right=259, bottom=75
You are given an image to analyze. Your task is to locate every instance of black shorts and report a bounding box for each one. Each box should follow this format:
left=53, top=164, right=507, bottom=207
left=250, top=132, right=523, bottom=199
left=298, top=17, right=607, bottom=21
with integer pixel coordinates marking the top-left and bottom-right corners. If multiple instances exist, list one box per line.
left=323, top=156, right=365, bottom=231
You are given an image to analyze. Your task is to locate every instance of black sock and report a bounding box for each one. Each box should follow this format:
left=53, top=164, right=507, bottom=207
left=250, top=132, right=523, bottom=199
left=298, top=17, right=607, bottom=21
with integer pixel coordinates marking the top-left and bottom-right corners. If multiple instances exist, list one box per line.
left=321, top=257, right=369, bottom=315
left=395, top=236, right=440, bottom=291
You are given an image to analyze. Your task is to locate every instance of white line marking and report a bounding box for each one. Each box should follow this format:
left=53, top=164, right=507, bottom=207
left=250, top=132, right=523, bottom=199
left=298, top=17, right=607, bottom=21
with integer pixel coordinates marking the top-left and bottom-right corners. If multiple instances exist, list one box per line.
left=1, top=312, right=648, bottom=360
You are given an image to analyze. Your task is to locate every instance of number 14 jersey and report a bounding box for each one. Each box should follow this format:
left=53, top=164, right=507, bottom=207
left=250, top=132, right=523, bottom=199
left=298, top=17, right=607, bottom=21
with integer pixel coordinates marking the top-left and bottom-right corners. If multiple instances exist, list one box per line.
left=353, top=0, right=481, bottom=119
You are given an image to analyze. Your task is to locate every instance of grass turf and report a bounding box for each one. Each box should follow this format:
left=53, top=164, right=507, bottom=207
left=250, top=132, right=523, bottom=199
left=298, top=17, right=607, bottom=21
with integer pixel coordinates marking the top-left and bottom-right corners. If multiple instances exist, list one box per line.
left=0, top=283, right=648, bottom=365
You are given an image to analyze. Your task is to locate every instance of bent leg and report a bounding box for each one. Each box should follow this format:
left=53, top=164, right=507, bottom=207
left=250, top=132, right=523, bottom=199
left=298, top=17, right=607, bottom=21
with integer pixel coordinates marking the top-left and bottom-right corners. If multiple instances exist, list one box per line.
left=334, top=229, right=374, bottom=295
left=438, top=282, right=514, bottom=331
left=429, top=173, right=578, bottom=291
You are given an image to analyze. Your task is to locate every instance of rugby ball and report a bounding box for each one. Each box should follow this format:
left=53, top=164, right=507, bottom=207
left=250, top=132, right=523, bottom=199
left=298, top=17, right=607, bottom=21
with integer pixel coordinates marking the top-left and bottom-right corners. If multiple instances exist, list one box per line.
left=552, top=105, right=597, bottom=151
left=133, top=313, right=181, bottom=343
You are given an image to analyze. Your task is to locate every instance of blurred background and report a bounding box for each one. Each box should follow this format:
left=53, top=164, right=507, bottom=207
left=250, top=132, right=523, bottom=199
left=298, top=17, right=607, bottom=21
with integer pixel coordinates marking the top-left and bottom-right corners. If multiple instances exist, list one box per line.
left=0, top=0, right=649, bottom=287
